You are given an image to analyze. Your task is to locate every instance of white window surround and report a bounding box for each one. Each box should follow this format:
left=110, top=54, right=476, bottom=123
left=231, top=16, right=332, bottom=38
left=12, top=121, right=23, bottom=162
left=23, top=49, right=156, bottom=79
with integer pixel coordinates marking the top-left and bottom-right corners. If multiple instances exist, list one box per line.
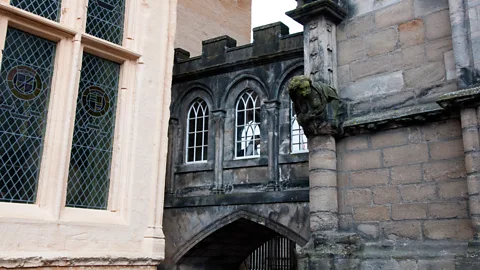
left=291, top=102, right=308, bottom=153
left=235, top=90, right=261, bottom=159
left=186, top=98, right=209, bottom=163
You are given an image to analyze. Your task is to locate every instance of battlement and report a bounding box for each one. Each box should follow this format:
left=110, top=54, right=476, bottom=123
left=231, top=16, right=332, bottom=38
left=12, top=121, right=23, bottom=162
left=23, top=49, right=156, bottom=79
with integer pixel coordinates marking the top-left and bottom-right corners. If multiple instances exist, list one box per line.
left=173, top=22, right=304, bottom=77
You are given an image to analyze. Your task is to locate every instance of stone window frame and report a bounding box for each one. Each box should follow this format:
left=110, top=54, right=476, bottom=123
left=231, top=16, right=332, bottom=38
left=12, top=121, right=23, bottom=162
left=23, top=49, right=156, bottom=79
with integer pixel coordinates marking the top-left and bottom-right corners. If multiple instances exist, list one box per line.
left=0, top=0, right=140, bottom=223
left=185, top=98, right=210, bottom=164
left=290, top=101, right=308, bottom=154
left=235, top=89, right=262, bottom=159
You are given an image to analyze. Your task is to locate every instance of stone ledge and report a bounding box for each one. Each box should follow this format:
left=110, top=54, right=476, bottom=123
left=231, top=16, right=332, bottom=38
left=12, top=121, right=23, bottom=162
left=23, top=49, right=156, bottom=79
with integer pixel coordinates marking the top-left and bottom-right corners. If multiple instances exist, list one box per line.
left=165, top=190, right=309, bottom=208
left=343, top=103, right=447, bottom=135
left=286, top=0, right=347, bottom=25
left=437, top=86, right=480, bottom=110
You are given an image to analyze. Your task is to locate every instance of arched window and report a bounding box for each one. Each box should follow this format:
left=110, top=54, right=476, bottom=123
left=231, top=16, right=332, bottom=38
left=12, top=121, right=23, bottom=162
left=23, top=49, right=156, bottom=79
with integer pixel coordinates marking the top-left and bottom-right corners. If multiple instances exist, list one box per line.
left=291, top=102, right=308, bottom=153
left=236, top=90, right=261, bottom=158
left=186, top=99, right=209, bottom=163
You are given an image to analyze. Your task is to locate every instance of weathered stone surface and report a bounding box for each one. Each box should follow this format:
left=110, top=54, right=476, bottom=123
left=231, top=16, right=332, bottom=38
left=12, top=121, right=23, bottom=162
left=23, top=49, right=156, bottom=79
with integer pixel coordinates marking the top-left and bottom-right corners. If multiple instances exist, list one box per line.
left=425, top=9, right=452, bottom=41
left=399, top=184, right=436, bottom=202
left=345, top=189, right=372, bottom=206
left=373, top=186, right=401, bottom=204
left=428, top=202, right=468, bottom=219
left=354, top=205, right=390, bottom=222
left=371, top=130, right=408, bottom=149
left=391, top=164, right=422, bottom=184
left=350, top=169, right=389, bottom=187
left=391, top=44, right=426, bottom=70
left=392, top=203, right=427, bottom=220
left=414, top=0, right=449, bottom=17
left=383, top=144, right=429, bottom=167
left=340, top=71, right=404, bottom=100
left=444, top=50, right=456, bottom=81
left=342, top=150, right=382, bottom=171
left=404, top=62, right=446, bottom=88
left=338, top=64, right=351, bottom=88
left=357, top=223, right=379, bottom=239
left=366, top=28, right=399, bottom=57
left=429, top=139, right=464, bottom=160
left=424, top=219, right=474, bottom=240
left=422, top=120, right=462, bottom=142
left=344, top=135, right=369, bottom=151
left=426, top=37, right=453, bottom=61
left=382, top=221, right=422, bottom=240
left=438, top=181, right=469, bottom=199
left=338, top=38, right=365, bottom=65
left=423, top=159, right=466, bottom=182
left=347, top=14, right=375, bottom=38
left=375, top=0, right=414, bottom=29
left=350, top=54, right=390, bottom=80
left=399, top=19, right=425, bottom=48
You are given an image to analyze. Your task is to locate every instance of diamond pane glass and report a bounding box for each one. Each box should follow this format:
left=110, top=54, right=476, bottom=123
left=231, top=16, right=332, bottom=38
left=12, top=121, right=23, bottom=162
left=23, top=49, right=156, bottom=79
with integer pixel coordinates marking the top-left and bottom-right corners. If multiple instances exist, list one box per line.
left=66, top=53, right=120, bottom=210
left=0, top=28, right=56, bottom=204
left=236, top=90, right=261, bottom=158
left=186, top=99, right=209, bottom=163
left=10, top=0, right=62, bottom=22
left=86, top=0, right=126, bottom=45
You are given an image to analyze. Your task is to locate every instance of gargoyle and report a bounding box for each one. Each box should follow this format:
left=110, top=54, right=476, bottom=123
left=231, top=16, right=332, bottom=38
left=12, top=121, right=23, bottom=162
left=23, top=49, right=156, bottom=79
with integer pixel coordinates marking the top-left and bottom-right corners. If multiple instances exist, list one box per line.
left=288, top=75, right=344, bottom=137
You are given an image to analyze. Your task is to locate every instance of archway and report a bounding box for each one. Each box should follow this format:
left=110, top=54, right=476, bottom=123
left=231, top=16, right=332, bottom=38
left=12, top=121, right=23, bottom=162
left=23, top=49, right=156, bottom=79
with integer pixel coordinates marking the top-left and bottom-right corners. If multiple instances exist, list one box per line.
left=176, top=218, right=298, bottom=270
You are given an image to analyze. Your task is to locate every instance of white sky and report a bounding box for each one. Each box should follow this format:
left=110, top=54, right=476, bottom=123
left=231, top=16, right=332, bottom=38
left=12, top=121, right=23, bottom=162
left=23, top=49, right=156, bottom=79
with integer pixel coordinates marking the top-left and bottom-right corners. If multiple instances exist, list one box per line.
left=252, top=0, right=303, bottom=35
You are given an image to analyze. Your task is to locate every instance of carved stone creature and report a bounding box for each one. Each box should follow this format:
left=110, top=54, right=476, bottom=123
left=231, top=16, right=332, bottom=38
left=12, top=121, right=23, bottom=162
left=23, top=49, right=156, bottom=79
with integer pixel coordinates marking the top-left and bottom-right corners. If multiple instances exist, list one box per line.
left=288, top=75, right=344, bottom=137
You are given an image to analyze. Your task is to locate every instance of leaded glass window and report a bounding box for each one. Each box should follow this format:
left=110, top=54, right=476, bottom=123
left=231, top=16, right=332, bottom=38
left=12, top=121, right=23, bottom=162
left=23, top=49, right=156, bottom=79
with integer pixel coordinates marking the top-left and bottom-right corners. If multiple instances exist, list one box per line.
left=291, top=102, right=308, bottom=153
left=86, top=0, right=126, bottom=45
left=10, top=0, right=62, bottom=22
left=0, top=28, right=56, bottom=203
left=66, top=53, right=120, bottom=210
left=186, top=99, right=209, bottom=163
left=236, top=90, right=261, bottom=158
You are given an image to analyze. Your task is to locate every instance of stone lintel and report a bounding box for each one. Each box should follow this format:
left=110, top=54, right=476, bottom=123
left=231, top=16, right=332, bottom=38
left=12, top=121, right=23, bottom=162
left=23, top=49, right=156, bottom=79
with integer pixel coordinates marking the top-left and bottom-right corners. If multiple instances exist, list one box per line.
left=286, top=0, right=347, bottom=26
left=437, top=86, right=480, bottom=110
left=164, top=190, right=309, bottom=208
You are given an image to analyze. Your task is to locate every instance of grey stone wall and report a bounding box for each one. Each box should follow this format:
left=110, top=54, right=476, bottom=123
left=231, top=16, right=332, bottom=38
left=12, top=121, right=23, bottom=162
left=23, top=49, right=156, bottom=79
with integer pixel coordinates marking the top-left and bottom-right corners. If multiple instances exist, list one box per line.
left=338, top=0, right=456, bottom=117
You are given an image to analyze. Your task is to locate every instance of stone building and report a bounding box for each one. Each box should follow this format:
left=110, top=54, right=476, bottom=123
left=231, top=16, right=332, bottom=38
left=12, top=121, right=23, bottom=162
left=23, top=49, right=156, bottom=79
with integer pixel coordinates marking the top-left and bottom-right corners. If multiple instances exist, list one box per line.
left=0, top=0, right=177, bottom=269
left=165, top=0, right=480, bottom=269
left=175, top=0, right=252, bottom=56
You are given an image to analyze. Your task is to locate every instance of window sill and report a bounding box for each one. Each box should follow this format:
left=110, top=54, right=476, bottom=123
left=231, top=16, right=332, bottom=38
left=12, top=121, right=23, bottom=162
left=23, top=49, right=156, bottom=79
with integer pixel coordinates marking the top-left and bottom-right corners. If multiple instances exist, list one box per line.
left=223, top=157, right=268, bottom=169
left=279, top=152, right=309, bottom=164
left=176, top=162, right=214, bottom=173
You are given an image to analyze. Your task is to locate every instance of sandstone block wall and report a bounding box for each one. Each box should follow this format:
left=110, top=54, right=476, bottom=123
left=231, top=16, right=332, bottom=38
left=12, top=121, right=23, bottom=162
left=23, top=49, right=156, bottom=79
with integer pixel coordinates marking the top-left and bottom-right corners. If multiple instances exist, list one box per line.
left=175, top=0, right=252, bottom=56
left=338, top=0, right=455, bottom=117
left=337, top=119, right=473, bottom=242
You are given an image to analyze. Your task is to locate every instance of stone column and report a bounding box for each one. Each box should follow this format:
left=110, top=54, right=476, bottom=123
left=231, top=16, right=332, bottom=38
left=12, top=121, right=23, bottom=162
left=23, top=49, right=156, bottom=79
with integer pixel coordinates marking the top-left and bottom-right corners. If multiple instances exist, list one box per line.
left=165, top=118, right=179, bottom=195
left=461, top=109, right=480, bottom=240
left=265, top=100, right=280, bottom=190
left=446, top=0, right=480, bottom=265
left=287, top=2, right=361, bottom=269
left=447, top=0, right=480, bottom=238
left=212, top=110, right=226, bottom=193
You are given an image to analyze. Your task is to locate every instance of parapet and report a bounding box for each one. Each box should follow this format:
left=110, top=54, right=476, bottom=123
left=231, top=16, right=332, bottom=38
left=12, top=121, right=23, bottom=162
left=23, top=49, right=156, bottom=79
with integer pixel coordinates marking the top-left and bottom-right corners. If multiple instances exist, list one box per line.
left=173, top=22, right=304, bottom=77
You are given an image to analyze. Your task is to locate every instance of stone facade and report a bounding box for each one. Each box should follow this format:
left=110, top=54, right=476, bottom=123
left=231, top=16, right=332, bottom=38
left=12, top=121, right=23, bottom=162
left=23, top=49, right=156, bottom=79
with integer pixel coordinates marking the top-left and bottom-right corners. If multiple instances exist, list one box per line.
left=175, top=0, right=252, bottom=56
left=0, top=0, right=177, bottom=268
left=165, top=0, right=480, bottom=269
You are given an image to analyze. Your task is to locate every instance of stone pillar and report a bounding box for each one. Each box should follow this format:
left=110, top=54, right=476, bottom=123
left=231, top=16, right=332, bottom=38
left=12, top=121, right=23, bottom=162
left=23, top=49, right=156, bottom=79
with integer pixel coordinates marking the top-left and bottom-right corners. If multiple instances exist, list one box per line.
left=461, top=109, right=480, bottom=240
left=265, top=100, right=280, bottom=190
left=212, top=110, right=226, bottom=193
left=287, top=2, right=361, bottom=269
left=165, top=118, right=179, bottom=195
left=447, top=0, right=480, bottom=239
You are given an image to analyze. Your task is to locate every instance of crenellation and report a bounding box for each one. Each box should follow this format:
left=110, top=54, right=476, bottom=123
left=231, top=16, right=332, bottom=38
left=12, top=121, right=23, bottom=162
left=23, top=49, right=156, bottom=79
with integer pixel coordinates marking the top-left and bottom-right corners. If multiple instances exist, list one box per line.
left=173, top=23, right=304, bottom=77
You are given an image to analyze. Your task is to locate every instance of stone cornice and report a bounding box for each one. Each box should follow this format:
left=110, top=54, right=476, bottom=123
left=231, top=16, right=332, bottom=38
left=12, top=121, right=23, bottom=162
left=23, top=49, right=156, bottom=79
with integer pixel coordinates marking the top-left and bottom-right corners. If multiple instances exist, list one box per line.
left=286, top=0, right=347, bottom=25
left=437, top=87, right=480, bottom=110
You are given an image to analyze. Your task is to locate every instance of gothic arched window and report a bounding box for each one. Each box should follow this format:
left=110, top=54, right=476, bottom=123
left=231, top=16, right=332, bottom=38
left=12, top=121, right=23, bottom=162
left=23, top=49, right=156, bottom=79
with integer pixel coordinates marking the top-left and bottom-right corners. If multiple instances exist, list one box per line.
left=186, top=99, right=209, bottom=163
left=291, top=102, right=308, bottom=153
left=236, top=90, right=261, bottom=158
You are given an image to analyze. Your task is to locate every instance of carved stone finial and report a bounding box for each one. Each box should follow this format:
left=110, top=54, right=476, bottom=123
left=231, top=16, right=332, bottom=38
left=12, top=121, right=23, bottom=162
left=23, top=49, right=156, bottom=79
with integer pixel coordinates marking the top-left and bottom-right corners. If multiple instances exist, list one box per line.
left=288, top=75, right=345, bottom=137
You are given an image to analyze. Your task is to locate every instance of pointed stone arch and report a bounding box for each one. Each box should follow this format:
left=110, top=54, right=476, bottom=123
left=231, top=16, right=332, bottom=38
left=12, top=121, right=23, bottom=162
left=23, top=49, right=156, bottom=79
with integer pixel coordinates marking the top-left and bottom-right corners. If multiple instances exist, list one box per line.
left=170, top=209, right=309, bottom=265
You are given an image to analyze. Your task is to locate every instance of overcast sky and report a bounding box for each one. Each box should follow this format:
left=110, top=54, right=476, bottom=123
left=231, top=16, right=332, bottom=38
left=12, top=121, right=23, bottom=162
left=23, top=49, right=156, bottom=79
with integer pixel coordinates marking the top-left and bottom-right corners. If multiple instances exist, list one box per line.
left=252, top=0, right=303, bottom=34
